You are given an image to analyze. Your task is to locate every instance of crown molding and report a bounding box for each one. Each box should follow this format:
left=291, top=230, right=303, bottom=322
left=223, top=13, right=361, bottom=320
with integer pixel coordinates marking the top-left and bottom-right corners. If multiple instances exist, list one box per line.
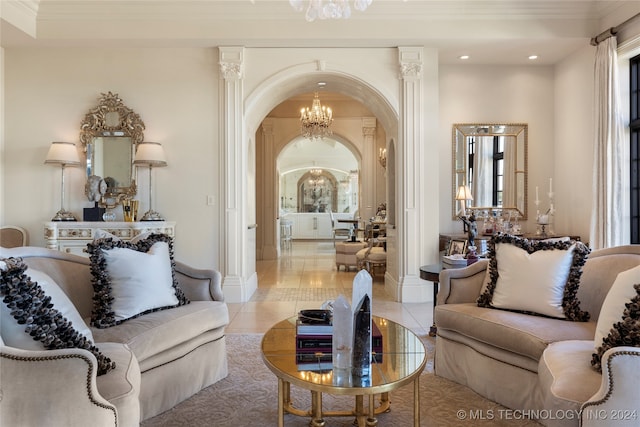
left=0, top=0, right=40, bottom=37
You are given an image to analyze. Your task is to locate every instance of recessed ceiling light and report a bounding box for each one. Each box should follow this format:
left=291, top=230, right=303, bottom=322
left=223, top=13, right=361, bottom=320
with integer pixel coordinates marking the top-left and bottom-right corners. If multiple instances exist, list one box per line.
left=317, top=82, right=327, bottom=87
left=528, top=55, right=538, bottom=60
left=459, top=55, right=470, bottom=60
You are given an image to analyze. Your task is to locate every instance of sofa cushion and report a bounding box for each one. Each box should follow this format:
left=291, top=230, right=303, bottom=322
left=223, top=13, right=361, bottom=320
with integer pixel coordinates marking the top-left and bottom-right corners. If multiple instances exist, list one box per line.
left=0, top=257, right=115, bottom=375
left=90, top=301, right=228, bottom=368
left=435, top=303, right=596, bottom=363
left=95, top=342, right=141, bottom=425
left=477, top=234, right=591, bottom=320
left=539, top=340, right=602, bottom=412
left=87, top=233, right=189, bottom=328
left=592, top=264, right=640, bottom=372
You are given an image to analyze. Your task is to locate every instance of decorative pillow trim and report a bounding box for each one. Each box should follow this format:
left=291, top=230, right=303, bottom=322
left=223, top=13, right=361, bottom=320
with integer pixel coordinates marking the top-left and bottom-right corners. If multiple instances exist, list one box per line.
left=591, top=283, right=640, bottom=372
left=87, top=233, right=189, bottom=328
left=0, top=258, right=115, bottom=375
left=476, top=233, right=591, bottom=321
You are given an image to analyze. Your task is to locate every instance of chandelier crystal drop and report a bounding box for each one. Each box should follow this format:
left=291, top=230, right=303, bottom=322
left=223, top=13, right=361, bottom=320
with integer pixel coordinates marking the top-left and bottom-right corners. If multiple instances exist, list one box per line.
left=290, top=0, right=373, bottom=22
left=300, top=92, right=333, bottom=139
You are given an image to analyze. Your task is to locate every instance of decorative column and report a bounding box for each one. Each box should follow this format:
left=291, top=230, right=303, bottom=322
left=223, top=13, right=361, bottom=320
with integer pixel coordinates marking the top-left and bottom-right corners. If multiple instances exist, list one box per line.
left=260, top=119, right=279, bottom=260
left=219, top=46, right=256, bottom=302
left=396, top=47, right=429, bottom=302
left=361, top=117, right=377, bottom=222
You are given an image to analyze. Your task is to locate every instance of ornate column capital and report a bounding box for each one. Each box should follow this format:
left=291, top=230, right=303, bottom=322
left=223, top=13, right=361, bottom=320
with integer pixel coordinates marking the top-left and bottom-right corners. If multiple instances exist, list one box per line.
left=261, top=118, right=274, bottom=135
left=362, top=117, right=377, bottom=137
left=398, top=47, right=423, bottom=80
left=219, top=46, right=244, bottom=81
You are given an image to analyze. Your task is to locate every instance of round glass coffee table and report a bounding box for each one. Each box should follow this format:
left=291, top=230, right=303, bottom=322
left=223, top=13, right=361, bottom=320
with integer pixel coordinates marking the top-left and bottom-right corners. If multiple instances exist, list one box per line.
left=261, top=315, right=427, bottom=427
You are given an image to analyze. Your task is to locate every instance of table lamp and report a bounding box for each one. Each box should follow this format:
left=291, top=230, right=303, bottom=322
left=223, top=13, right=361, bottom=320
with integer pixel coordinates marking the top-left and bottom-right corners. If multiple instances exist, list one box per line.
left=455, top=185, right=473, bottom=216
left=134, top=142, right=167, bottom=221
left=45, top=141, right=81, bottom=221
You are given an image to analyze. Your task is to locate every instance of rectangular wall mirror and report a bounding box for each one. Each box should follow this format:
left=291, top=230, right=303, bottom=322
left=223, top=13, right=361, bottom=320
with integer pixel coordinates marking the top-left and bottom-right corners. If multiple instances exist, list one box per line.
left=452, top=123, right=528, bottom=220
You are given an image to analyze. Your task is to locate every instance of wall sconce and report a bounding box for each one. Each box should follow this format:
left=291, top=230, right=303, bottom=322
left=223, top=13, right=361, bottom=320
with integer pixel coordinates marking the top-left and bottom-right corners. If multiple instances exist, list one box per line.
left=133, top=142, right=167, bottom=221
left=45, top=141, right=81, bottom=221
left=378, top=148, right=387, bottom=169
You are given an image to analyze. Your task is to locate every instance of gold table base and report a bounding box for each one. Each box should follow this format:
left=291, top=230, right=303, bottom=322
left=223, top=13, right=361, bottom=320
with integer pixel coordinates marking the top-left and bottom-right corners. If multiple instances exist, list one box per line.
left=277, top=377, right=420, bottom=427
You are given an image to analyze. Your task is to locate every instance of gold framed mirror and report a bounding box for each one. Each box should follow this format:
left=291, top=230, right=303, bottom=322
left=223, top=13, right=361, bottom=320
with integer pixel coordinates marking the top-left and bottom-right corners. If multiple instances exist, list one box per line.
left=452, top=123, right=528, bottom=219
left=80, top=92, right=145, bottom=207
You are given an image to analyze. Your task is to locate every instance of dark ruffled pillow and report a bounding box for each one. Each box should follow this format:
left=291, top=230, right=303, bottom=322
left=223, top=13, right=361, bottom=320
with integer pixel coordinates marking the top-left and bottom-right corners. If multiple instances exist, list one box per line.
left=87, top=233, right=189, bottom=329
left=0, top=257, right=115, bottom=375
left=477, top=233, right=590, bottom=321
left=592, top=265, right=640, bottom=372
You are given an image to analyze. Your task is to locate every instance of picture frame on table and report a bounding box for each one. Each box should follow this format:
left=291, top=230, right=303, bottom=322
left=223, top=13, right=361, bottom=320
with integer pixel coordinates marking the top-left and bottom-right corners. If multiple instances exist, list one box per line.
left=447, top=239, right=467, bottom=256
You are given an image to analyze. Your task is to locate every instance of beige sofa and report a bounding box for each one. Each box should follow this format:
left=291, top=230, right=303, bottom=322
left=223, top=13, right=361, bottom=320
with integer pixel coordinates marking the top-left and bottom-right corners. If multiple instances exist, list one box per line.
left=0, top=246, right=229, bottom=427
left=435, top=245, right=640, bottom=427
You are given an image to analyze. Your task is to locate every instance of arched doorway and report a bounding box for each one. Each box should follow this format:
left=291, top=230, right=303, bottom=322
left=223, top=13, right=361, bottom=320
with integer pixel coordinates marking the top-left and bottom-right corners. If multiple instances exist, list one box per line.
left=242, top=75, right=397, bottom=303
left=220, top=46, right=434, bottom=304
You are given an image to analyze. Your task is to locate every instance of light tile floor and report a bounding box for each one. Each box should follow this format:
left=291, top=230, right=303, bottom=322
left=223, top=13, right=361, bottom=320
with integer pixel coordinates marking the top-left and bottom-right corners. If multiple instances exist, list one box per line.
left=226, top=241, right=434, bottom=337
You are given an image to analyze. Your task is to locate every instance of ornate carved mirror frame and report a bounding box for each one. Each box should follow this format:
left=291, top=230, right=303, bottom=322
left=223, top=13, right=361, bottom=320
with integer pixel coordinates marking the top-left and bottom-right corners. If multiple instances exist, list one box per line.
left=80, top=92, right=145, bottom=208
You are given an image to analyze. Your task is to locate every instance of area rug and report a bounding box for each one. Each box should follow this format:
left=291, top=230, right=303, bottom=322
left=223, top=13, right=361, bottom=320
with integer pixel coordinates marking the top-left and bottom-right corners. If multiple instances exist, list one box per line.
left=142, top=334, right=541, bottom=426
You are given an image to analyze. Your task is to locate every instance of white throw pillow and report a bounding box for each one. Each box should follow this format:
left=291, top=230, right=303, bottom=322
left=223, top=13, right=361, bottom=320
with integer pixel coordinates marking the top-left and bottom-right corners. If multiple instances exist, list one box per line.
left=592, top=264, right=640, bottom=371
left=87, top=233, right=189, bottom=328
left=102, top=242, right=178, bottom=322
left=477, top=234, right=590, bottom=321
left=1, top=267, right=93, bottom=349
left=491, top=242, right=575, bottom=318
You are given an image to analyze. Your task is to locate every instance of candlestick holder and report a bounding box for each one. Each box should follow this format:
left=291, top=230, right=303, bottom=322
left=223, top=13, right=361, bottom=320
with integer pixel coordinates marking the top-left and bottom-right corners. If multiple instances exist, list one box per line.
left=547, top=191, right=555, bottom=235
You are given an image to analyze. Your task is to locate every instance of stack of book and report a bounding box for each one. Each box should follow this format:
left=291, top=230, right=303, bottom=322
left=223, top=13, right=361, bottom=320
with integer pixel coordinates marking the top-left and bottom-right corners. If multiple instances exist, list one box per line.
left=295, top=312, right=384, bottom=371
left=296, top=312, right=333, bottom=370
left=442, top=254, right=469, bottom=269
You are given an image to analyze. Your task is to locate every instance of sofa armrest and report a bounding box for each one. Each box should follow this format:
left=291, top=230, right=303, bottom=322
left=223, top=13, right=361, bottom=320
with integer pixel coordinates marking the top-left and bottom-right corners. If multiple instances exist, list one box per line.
left=437, top=259, right=488, bottom=305
left=580, top=346, right=640, bottom=427
left=0, top=345, right=118, bottom=427
left=174, top=261, right=224, bottom=301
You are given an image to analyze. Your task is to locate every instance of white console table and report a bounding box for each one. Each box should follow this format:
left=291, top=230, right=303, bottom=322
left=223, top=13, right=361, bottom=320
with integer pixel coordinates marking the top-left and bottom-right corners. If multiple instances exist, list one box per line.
left=44, top=221, right=176, bottom=257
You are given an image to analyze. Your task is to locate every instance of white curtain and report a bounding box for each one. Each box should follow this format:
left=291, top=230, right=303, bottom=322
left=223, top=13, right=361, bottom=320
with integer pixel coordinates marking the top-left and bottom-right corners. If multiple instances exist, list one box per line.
left=589, top=36, right=625, bottom=249
left=473, top=136, right=493, bottom=207
left=502, top=136, right=516, bottom=208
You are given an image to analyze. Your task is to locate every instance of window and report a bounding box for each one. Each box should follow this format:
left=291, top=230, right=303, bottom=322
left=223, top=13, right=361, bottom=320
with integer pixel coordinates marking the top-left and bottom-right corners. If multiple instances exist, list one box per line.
left=630, top=54, right=640, bottom=243
left=468, top=135, right=503, bottom=206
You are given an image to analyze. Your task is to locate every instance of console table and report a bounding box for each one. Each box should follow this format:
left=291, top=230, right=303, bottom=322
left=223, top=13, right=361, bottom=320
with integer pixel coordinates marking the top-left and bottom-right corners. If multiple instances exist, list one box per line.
left=44, top=221, right=176, bottom=257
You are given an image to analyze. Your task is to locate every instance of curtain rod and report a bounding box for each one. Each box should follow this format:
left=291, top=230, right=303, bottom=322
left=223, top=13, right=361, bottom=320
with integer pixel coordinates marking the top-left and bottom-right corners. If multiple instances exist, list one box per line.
left=591, top=12, right=640, bottom=46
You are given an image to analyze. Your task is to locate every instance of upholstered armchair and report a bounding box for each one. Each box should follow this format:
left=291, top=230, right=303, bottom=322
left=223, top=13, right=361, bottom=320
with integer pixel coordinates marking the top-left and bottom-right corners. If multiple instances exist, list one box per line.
left=580, top=346, right=640, bottom=427
left=0, top=226, right=28, bottom=248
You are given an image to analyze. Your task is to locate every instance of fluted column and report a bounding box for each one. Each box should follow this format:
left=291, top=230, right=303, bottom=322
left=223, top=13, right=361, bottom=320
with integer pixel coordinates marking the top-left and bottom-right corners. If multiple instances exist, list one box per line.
left=219, top=46, right=256, bottom=302
left=361, top=117, right=377, bottom=221
left=396, top=46, right=427, bottom=301
left=260, top=119, right=278, bottom=260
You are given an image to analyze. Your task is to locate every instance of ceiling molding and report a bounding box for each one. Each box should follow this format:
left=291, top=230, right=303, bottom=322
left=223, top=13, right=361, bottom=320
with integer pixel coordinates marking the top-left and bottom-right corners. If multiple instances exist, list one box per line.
left=0, top=0, right=40, bottom=37
left=33, top=0, right=624, bottom=21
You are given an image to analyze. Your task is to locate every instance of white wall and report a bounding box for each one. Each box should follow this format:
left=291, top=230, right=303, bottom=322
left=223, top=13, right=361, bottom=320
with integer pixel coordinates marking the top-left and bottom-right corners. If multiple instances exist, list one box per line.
left=2, top=44, right=604, bottom=277
left=439, top=64, right=557, bottom=236
left=554, top=45, right=596, bottom=242
left=3, top=47, right=220, bottom=268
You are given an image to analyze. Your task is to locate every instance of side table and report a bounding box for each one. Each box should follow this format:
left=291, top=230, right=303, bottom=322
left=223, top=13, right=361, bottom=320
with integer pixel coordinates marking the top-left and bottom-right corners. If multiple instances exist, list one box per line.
left=419, top=263, right=442, bottom=337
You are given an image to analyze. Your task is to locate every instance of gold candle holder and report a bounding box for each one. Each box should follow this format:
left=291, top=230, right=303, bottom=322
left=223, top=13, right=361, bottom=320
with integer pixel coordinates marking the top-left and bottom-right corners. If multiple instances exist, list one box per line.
left=122, top=199, right=136, bottom=222
left=131, top=200, right=139, bottom=222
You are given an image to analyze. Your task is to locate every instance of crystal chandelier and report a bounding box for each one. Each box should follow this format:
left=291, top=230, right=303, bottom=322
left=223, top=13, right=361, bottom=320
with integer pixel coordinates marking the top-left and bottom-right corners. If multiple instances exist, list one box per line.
left=300, top=92, right=333, bottom=139
left=290, top=0, right=373, bottom=22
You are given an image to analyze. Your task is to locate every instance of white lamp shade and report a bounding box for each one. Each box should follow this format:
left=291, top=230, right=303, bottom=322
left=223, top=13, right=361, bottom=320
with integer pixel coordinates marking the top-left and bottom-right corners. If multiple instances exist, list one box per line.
left=44, top=142, right=81, bottom=166
left=134, top=142, right=167, bottom=167
left=455, top=185, right=473, bottom=201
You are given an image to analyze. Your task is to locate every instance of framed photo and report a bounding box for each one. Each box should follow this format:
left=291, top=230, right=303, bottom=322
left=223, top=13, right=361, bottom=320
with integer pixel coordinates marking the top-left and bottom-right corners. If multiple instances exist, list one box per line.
left=447, top=239, right=467, bottom=256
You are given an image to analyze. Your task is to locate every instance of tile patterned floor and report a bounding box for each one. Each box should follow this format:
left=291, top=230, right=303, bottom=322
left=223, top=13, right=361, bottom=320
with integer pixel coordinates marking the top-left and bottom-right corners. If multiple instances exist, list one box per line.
left=226, top=241, right=434, bottom=337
